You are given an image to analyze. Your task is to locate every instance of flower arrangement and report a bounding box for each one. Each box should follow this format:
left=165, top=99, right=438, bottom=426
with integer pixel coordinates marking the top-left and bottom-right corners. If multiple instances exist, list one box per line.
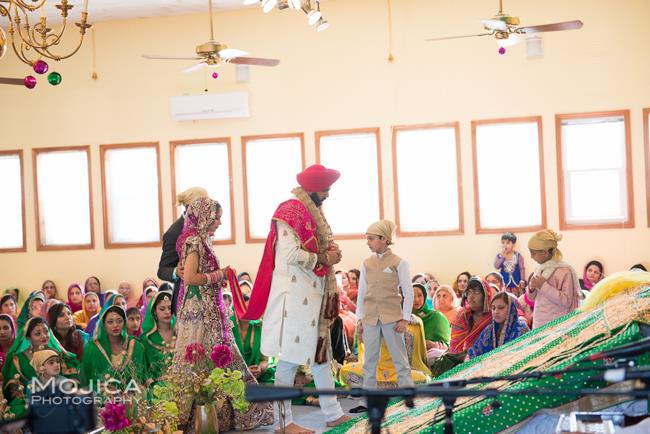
left=100, top=402, right=131, bottom=432
left=181, top=342, right=248, bottom=411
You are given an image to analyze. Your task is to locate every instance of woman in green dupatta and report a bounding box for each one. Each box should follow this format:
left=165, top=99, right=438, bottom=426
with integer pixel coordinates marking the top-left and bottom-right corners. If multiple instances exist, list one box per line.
left=412, top=283, right=451, bottom=364
left=141, top=291, right=176, bottom=383
left=1, top=317, right=79, bottom=418
left=16, top=291, right=46, bottom=330
left=80, top=305, right=147, bottom=393
left=230, top=312, right=275, bottom=384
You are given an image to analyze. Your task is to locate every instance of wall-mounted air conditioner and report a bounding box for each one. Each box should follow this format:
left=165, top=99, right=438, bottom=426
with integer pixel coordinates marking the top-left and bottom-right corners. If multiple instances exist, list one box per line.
left=170, top=91, right=250, bottom=121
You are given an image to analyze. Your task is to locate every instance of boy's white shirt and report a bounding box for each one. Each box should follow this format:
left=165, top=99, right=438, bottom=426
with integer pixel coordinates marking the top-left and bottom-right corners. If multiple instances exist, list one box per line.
left=356, top=250, right=414, bottom=322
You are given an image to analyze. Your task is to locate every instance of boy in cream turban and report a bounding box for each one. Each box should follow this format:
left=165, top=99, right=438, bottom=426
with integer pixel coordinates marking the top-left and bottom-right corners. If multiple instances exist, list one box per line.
left=356, top=219, right=415, bottom=390
left=526, top=229, right=581, bottom=328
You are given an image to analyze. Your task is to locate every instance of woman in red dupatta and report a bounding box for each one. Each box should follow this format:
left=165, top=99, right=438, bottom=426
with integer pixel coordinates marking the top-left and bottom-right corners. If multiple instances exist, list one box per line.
left=449, top=277, right=495, bottom=353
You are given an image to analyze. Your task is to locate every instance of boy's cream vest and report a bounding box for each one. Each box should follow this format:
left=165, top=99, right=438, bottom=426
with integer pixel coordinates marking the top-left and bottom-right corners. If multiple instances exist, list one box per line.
left=361, top=249, right=403, bottom=325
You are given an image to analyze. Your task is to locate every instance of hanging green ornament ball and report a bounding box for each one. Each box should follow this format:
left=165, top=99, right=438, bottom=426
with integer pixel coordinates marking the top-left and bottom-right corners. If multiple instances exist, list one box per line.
left=47, top=71, right=62, bottom=86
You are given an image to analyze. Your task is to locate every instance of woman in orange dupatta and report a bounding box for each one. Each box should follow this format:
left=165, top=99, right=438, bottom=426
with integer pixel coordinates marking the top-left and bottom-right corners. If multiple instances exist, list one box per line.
left=449, top=277, right=495, bottom=353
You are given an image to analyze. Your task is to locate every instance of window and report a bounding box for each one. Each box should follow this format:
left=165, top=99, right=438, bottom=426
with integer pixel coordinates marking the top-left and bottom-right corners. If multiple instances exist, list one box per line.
left=316, top=128, right=383, bottom=236
left=242, top=133, right=305, bottom=242
left=171, top=138, right=235, bottom=244
left=33, top=146, right=94, bottom=250
left=472, top=117, right=546, bottom=233
left=643, top=108, right=650, bottom=227
left=392, top=123, right=463, bottom=235
left=556, top=110, right=633, bottom=229
left=0, top=151, right=26, bottom=252
left=101, top=142, right=163, bottom=248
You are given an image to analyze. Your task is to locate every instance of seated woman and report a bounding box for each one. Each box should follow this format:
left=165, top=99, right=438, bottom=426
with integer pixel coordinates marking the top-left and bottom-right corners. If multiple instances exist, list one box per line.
left=452, top=271, right=471, bottom=299
left=83, top=276, right=105, bottom=306
left=434, top=284, right=460, bottom=326
left=80, top=306, right=147, bottom=391
left=468, top=292, right=530, bottom=359
left=339, top=314, right=431, bottom=387
left=0, top=314, right=17, bottom=372
left=335, top=270, right=357, bottom=346
left=412, top=283, right=450, bottom=363
left=138, top=286, right=158, bottom=320
left=66, top=283, right=84, bottom=314
left=85, top=293, right=127, bottom=337
left=16, top=291, right=46, bottom=329
left=230, top=308, right=275, bottom=384
left=73, top=292, right=101, bottom=331
left=449, top=277, right=495, bottom=354
left=141, top=291, right=176, bottom=383
left=47, top=302, right=89, bottom=361
left=2, top=317, right=79, bottom=418
left=0, top=294, right=18, bottom=323
left=580, top=260, right=605, bottom=291
left=41, top=280, right=59, bottom=301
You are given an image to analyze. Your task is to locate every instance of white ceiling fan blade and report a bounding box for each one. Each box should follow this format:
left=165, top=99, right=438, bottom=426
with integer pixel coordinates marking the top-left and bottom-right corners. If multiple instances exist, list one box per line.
left=482, top=19, right=508, bottom=31
left=219, top=48, right=249, bottom=58
left=183, top=63, right=208, bottom=73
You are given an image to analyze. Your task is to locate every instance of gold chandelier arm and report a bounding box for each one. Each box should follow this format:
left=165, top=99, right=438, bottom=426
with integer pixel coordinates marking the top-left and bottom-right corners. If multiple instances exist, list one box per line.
left=11, top=0, right=47, bottom=12
left=10, top=34, right=36, bottom=65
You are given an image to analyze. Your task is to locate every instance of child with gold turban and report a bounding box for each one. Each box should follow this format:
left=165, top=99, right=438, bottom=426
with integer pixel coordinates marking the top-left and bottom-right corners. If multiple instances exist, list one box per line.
left=526, top=229, right=581, bottom=328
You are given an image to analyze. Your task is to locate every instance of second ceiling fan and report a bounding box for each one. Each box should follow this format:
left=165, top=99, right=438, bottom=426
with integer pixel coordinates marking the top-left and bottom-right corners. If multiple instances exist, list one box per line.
left=425, top=0, right=583, bottom=54
left=143, top=0, right=279, bottom=73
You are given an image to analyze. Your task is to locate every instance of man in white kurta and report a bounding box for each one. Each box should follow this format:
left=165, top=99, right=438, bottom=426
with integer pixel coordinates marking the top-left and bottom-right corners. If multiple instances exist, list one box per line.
left=257, top=165, right=350, bottom=433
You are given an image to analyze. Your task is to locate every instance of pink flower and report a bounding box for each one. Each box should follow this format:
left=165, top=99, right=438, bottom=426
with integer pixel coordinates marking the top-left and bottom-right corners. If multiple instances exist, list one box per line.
left=211, top=344, right=233, bottom=368
left=184, top=343, right=207, bottom=363
left=100, top=402, right=131, bottom=431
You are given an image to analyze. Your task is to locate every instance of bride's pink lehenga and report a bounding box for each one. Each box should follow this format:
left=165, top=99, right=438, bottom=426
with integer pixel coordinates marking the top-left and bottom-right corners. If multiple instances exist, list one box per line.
left=168, top=198, right=272, bottom=431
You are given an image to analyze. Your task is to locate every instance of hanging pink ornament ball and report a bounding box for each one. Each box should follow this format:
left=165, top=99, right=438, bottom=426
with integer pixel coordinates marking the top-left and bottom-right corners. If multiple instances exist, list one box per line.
left=498, top=47, right=506, bottom=55
left=33, top=59, right=49, bottom=74
left=24, top=75, right=37, bottom=89
left=212, top=72, right=219, bottom=79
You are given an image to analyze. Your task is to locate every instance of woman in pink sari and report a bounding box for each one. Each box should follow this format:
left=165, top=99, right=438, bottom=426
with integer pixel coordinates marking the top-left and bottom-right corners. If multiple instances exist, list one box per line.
left=66, top=283, right=84, bottom=314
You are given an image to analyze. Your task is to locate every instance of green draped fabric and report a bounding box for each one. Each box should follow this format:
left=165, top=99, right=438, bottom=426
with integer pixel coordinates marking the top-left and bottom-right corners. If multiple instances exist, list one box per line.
left=326, top=282, right=650, bottom=434
left=230, top=314, right=275, bottom=384
left=1, top=317, right=79, bottom=418
left=141, top=291, right=176, bottom=382
left=80, top=306, right=147, bottom=391
left=15, top=291, right=45, bottom=330
left=414, top=304, right=450, bottom=345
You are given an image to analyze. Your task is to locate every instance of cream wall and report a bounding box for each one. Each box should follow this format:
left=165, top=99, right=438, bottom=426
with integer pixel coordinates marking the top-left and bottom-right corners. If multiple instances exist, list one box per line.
left=1, top=0, right=649, bottom=297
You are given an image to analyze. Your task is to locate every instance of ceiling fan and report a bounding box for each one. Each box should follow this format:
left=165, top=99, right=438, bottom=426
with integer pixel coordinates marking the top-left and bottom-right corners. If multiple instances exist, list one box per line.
left=142, top=0, right=279, bottom=73
left=425, top=0, right=583, bottom=54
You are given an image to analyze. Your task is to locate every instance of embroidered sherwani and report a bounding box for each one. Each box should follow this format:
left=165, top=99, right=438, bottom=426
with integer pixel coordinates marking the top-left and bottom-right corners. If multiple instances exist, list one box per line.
left=261, top=220, right=324, bottom=365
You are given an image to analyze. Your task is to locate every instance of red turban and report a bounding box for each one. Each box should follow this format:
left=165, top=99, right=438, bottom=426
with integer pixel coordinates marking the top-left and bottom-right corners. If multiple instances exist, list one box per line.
left=296, top=164, right=340, bottom=192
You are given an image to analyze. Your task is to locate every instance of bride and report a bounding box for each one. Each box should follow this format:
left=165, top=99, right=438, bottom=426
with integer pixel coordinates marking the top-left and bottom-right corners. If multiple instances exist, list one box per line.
left=169, top=197, right=272, bottom=431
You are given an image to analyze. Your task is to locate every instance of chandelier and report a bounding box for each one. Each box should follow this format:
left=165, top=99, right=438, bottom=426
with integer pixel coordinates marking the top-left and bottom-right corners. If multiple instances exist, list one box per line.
left=245, top=0, right=330, bottom=31
left=0, top=0, right=92, bottom=66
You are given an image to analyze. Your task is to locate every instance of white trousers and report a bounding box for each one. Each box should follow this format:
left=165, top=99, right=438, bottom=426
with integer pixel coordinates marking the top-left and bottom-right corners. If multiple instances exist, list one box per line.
left=362, top=320, right=413, bottom=388
left=274, top=359, right=344, bottom=428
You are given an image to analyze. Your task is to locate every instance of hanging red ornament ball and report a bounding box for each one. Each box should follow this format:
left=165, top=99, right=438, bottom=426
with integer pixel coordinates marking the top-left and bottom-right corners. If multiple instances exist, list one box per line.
left=47, top=71, right=62, bottom=86
left=212, top=72, right=219, bottom=79
left=33, top=59, right=49, bottom=74
left=23, top=75, right=37, bottom=89
left=498, top=47, right=506, bottom=55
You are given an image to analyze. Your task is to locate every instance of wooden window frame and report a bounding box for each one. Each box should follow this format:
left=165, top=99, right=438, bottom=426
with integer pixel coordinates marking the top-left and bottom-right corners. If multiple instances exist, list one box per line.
left=100, top=142, right=164, bottom=249
left=315, top=127, right=384, bottom=239
left=471, top=116, right=547, bottom=234
left=0, top=150, right=27, bottom=253
left=32, top=145, right=95, bottom=251
left=555, top=110, right=634, bottom=230
left=392, top=123, right=464, bottom=237
left=169, top=138, right=236, bottom=245
left=643, top=107, right=650, bottom=227
left=241, top=133, right=306, bottom=243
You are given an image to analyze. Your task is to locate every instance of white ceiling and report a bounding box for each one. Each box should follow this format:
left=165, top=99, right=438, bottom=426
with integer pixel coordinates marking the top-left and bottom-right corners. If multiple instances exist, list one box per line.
left=38, top=0, right=250, bottom=23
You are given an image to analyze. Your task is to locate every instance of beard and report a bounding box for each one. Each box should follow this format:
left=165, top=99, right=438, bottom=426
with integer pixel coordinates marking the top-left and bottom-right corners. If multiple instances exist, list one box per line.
left=309, top=192, right=324, bottom=207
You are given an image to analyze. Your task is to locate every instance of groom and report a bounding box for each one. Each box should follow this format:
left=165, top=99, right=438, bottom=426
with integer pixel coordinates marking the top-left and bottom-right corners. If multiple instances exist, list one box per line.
left=240, top=164, right=350, bottom=433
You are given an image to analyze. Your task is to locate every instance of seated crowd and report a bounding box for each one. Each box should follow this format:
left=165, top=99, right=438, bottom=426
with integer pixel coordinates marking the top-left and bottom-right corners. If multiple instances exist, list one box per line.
left=0, top=231, right=646, bottom=420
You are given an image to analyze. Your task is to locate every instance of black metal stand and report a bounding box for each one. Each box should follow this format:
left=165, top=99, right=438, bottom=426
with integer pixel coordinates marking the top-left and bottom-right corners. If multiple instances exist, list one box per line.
left=442, top=395, right=457, bottom=434
left=367, top=395, right=390, bottom=434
